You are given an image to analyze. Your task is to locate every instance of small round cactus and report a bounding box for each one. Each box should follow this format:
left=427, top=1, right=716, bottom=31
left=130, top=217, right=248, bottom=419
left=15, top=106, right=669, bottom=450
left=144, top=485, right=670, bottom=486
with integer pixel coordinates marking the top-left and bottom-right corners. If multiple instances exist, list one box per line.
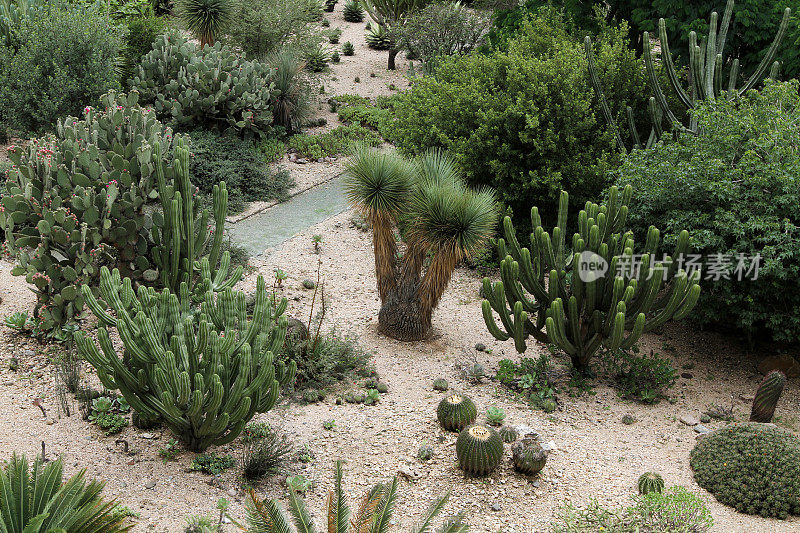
left=637, top=472, right=665, bottom=495
left=302, top=279, right=316, bottom=289
left=499, top=425, right=518, bottom=443
left=376, top=382, right=388, bottom=393
left=303, top=389, right=321, bottom=403
left=437, top=394, right=477, bottom=431
left=621, top=414, right=636, bottom=425
left=417, top=445, right=433, bottom=461
left=511, top=436, right=547, bottom=475
left=456, top=424, right=503, bottom=476
left=433, top=378, right=448, bottom=391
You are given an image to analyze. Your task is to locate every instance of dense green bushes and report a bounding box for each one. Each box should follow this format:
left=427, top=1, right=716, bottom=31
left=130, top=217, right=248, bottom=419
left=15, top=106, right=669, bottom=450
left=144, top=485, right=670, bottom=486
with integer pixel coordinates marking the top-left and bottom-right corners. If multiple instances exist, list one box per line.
left=391, top=11, right=649, bottom=223
left=616, top=81, right=800, bottom=344
left=0, top=4, right=123, bottom=135
left=188, top=130, right=292, bottom=213
left=132, top=32, right=276, bottom=136
left=120, top=13, right=168, bottom=84
left=226, top=0, right=325, bottom=58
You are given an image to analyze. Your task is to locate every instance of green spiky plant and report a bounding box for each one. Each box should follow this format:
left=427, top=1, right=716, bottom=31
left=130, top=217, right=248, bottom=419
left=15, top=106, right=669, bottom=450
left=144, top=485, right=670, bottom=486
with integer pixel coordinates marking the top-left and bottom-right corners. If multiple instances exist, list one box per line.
left=243, top=460, right=467, bottom=532
left=750, top=370, right=786, bottom=423
left=360, top=0, right=426, bottom=69
left=342, top=41, right=355, bottom=55
left=481, top=186, right=700, bottom=372
left=585, top=0, right=791, bottom=152
left=177, top=0, right=232, bottom=47
left=456, top=424, right=504, bottom=476
left=437, top=394, right=477, bottom=432
left=365, top=23, right=392, bottom=51
left=345, top=147, right=496, bottom=341
left=638, top=472, right=665, bottom=495
left=498, top=425, right=518, bottom=443
left=0, top=454, right=132, bottom=532
left=511, top=436, right=547, bottom=475
left=342, top=0, right=364, bottom=22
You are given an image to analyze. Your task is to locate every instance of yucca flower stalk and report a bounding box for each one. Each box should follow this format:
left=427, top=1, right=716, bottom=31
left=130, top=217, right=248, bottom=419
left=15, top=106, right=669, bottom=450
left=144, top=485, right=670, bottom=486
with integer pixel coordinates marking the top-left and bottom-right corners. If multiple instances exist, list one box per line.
left=345, top=146, right=497, bottom=341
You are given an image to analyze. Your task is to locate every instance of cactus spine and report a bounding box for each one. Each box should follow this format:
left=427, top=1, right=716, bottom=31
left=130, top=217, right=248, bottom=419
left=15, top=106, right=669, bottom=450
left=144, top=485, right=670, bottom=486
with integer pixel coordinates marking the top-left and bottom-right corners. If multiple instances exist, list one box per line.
left=638, top=472, right=665, bottom=495
left=482, top=186, right=700, bottom=371
left=437, top=394, right=477, bottom=432
left=585, top=0, right=791, bottom=152
left=456, top=424, right=503, bottom=476
left=511, top=436, right=547, bottom=475
left=750, top=370, right=786, bottom=423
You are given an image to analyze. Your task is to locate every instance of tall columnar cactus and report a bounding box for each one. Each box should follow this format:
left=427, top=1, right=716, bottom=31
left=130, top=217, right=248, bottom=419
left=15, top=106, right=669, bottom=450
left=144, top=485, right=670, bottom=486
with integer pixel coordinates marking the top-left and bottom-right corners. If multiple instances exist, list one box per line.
left=750, top=370, right=786, bottom=423
left=1, top=91, right=175, bottom=331
left=149, top=137, right=241, bottom=297
left=585, top=0, right=791, bottom=152
left=76, top=268, right=295, bottom=451
left=482, top=186, right=700, bottom=371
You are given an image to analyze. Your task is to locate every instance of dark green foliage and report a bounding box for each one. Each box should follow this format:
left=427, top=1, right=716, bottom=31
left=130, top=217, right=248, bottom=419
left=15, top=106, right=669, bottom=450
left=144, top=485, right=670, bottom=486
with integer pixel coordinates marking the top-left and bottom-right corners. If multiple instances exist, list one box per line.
left=511, top=435, right=547, bottom=475
left=303, top=43, right=331, bottom=72
left=0, top=5, right=123, bottom=135
left=342, top=41, right=355, bottom=55
left=601, top=349, right=677, bottom=404
left=391, top=12, right=650, bottom=225
left=227, top=0, right=325, bottom=59
left=325, top=0, right=337, bottom=11
left=605, top=0, right=800, bottom=80
left=177, top=0, right=232, bottom=46
left=343, top=0, right=364, bottom=22
left=750, top=370, right=786, bottom=423
left=187, top=130, right=293, bottom=213
left=417, top=444, right=433, bottom=461
left=615, top=81, right=800, bottom=344
left=334, top=93, right=397, bottom=139
left=242, top=422, right=273, bottom=442
left=494, top=355, right=556, bottom=409
left=242, top=427, right=293, bottom=480
left=288, top=123, right=381, bottom=160
left=133, top=32, right=276, bottom=136
left=191, top=453, right=236, bottom=475
left=690, top=422, right=800, bottom=518
left=456, top=424, right=504, bottom=476
left=302, top=388, right=323, bottom=403
left=0, top=454, right=132, bottom=532
left=94, top=412, right=129, bottom=435
left=437, top=394, right=477, bottom=431
left=637, top=472, right=664, bottom=495
left=365, top=23, right=391, bottom=50
left=121, top=14, right=168, bottom=85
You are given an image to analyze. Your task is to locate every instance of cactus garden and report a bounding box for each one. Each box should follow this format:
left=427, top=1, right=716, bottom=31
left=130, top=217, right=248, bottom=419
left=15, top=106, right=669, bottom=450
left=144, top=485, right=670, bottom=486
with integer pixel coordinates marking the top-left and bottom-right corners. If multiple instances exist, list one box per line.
left=0, top=0, right=798, bottom=530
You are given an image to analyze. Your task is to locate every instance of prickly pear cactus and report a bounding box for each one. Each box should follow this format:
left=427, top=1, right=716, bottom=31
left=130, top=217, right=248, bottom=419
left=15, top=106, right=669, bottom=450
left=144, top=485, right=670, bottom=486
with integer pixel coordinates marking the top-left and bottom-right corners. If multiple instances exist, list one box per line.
left=511, top=436, right=547, bottom=475
left=750, top=370, right=786, bottom=423
left=133, top=32, right=276, bottom=137
left=456, top=424, right=503, bottom=476
left=76, top=267, right=296, bottom=451
left=1, top=91, right=176, bottom=332
left=637, top=472, right=665, bottom=495
left=437, top=394, right=476, bottom=432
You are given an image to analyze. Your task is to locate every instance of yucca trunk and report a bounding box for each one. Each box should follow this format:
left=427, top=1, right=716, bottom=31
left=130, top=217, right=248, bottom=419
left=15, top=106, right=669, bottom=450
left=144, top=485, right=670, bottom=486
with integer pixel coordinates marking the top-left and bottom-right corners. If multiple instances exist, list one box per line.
left=387, top=48, right=398, bottom=70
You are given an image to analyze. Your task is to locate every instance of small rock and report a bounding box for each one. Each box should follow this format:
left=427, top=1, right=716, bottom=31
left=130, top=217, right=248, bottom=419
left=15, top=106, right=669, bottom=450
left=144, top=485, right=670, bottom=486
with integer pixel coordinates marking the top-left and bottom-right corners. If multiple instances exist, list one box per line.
left=679, top=414, right=699, bottom=426
left=296, top=158, right=308, bottom=164
left=531, top=480, right=540, bottom=488
left=681, top=372, right=693, bottom=379
left=46, top=419, right=55, bottom=425
left=514, top=425, right=539, bottom=439
left=757, top=354, right=800, bottom=378
left=541, top=440, right=556, bottom=452
left=144, top=480, right=156, bottom=490
left=22, top=350, right=34, bottom=357
left=140, top=433, right=157, bottom=439
left=694, top=424, right=711, bottom=434
left=475, top=343, right=486, bottom=352
left=491, top=503, right=502, bottom=512
left=397, top=465, right=418, bottom=480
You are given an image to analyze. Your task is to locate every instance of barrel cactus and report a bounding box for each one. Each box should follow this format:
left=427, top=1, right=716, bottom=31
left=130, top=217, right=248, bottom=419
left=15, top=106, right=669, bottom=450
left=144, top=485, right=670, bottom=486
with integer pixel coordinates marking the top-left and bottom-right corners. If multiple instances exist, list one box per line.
left=433, top=378, right=448, bottom=391
left=499, top=425, right=518, bottom=443
left=456, top=424, right=503, bottom=476
left=511, top=436, right=547, bottom=475
left=750, top=370, right=786, bottom=423
left=437, top=394, right=477, bottom=432
left=637, top=472, right=665, bottom=495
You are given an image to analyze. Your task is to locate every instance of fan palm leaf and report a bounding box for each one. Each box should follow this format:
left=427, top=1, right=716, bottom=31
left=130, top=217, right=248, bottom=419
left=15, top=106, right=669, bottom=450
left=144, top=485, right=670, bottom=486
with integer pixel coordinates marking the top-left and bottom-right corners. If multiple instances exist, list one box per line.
left=177, top=0, right=232, bottom=47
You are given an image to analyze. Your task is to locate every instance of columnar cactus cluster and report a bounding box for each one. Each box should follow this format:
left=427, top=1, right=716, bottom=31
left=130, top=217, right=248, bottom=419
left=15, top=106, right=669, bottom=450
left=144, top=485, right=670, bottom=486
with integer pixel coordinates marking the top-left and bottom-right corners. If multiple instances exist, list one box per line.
left=132, top=32, right=276, bottom=137
left=76, top=268, right=295, bottom=451
left=1, top=91, right=176, bottom=331
left=482, top=186, right=700, bottom=370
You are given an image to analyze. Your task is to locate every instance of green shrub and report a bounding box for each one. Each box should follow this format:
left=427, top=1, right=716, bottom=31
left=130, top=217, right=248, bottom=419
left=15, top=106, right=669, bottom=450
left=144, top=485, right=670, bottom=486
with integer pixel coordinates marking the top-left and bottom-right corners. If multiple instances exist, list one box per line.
left=334, top=93, right=398, bottom=138
left=288, top=123, right=381, bottom=160
left=187, top=130, right=292, bottom=213
left=0, top=5, right=123, bottom=135
left=391, top=11, right=649, bottom=226
left=121, top=14, right=168, bottom=85
left=191, top=453, right=236, bottom=475
left=133, top=31, right=276, bottom=136
left=227, top=0, right=325, bottom=59
left=242, top=427, right=293, bottom=480
left=601, top=349, right=677, bottom=404
left=0, top=91, right=176, bottom=333
left=616, top=81, right=800, bottom=344
left=259, top=137, right=288, bottom=162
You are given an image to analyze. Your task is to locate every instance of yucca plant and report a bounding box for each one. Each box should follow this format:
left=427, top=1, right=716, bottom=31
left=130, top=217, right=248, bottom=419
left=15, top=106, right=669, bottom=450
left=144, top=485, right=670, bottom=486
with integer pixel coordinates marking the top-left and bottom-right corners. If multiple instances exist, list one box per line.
left=266, top=50, right=310, bottom=133
left=344, top=147, right=496, bottom=341
left=0, top=454, right=132, bottom=532
left=177, top=0, right=232, bottom=47
left=360, top=0, right=426, bottom=69
left=243, top=460, right=467, bottom=532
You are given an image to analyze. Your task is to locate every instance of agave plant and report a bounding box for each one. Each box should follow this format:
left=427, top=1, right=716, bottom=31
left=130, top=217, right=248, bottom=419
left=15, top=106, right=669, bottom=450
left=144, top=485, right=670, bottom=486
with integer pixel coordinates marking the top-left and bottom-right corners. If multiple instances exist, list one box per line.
left=0, top=454, right=131, bottom=532
left=344, top=147, right=496, bottom=341
left=177, top=0, right=232, bottom=47
left=243, top=461, right=467, bottom=532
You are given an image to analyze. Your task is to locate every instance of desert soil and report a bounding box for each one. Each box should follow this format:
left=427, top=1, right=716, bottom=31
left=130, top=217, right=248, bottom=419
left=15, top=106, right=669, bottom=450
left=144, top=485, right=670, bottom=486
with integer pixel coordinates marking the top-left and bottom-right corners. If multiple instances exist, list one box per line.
left=0, top=4, right=798, bottom=533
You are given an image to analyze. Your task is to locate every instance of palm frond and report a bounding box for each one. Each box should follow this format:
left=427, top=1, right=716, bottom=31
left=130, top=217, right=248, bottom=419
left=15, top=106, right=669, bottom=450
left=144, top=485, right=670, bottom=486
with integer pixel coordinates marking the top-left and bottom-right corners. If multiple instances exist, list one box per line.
left=327, top=460, right=350, bottom=533
left=411, top=491, right=450, bottom=533
left=434, top=512, right=468, bottom=533
left=245, top=489, right=294, bottom=533
left=288, top=488, right=317, bottom=533
left=368, top=477, right=398, bottom=533
left=351, top=484, right=386, bottom=533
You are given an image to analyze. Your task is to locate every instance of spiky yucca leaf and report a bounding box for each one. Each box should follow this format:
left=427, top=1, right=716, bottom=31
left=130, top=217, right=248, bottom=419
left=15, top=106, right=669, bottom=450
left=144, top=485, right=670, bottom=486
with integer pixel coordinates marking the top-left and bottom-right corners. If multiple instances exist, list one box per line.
left=289, top=488, right=317, bottom=533
left=177, top=0, right=232, bottom=46
left=344, top=146, right=415, bottom=218
left=326, top=460, right=350, bottom=533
